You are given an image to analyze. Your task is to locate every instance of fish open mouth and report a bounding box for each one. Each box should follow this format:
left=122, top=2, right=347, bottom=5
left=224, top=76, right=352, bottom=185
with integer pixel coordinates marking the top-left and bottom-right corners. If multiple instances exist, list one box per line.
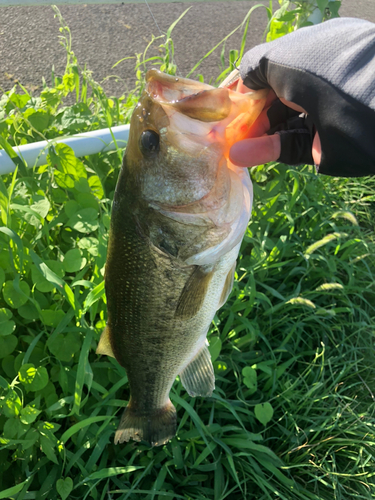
left=145, top=69, right=268, bottom=158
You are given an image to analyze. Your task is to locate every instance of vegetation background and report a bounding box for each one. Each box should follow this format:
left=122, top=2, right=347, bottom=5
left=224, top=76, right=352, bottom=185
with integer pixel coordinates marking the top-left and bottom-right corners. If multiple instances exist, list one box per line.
left=0, top=1, right=374, bottom=499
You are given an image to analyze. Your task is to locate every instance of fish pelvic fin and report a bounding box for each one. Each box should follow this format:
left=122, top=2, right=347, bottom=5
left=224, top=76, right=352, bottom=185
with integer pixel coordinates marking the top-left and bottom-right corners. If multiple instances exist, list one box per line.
left=114, top=398, right=177, bottom=447
left=180, top=344, right=215, bottom=397
left=96, top=326, right=115, bottom=358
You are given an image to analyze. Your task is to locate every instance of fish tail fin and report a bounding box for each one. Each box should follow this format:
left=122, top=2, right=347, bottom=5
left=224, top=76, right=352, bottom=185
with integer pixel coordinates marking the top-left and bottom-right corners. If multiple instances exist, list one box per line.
left=180, top=344, right=215, bottom=397
left=114, top=398, right=177, bottom=447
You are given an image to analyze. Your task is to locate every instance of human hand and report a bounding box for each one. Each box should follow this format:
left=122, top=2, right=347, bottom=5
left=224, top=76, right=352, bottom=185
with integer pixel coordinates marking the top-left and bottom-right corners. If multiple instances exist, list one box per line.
left=230, top=80, right=321, bottom=168
left=228, top=18, right=375, bottom=177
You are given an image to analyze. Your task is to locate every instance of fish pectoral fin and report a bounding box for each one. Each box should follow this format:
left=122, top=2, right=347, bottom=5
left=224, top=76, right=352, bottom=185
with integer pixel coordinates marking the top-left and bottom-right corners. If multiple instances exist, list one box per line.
left=180, top=344, right=215, bottom=397
left=175, top=266, right=214, bottom=320
left=217, top=262, right=236, bottom=310
left=96, top=326, right=115, bottom=358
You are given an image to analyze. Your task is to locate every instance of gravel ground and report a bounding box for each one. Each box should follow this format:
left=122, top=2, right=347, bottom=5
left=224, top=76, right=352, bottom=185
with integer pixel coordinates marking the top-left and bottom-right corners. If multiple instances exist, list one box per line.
left=0, top=1, right=375, bottom=97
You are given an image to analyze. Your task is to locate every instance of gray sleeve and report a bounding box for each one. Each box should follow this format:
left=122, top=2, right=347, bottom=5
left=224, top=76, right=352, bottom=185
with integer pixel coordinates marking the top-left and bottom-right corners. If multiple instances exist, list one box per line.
left=240, top=18, right=375, bottom=177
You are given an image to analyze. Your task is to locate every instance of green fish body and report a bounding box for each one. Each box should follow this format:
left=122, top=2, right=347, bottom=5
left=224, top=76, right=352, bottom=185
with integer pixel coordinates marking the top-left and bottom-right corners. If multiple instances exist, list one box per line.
left=97, top=70, right=267, bottom=446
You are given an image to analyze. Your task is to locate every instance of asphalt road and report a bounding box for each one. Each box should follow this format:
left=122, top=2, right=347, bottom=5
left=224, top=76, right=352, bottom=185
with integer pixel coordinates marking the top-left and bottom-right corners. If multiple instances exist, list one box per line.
left=1, top=1, right=375, bottom=97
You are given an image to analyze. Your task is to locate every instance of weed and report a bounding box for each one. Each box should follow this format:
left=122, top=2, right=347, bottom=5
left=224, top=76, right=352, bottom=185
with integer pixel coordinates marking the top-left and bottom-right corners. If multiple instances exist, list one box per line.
left=0, top=3, right=374, bottom=500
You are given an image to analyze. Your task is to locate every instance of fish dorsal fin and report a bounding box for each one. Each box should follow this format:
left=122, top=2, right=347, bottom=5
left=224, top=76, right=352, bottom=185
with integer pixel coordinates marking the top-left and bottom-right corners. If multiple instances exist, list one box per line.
left=175, top=267, right=214, bottom=320
left=96, top=326, right=115, bottom=358
left=218, top=262, right=236, bottom=310
left=180, top=344, right=215, bottom=397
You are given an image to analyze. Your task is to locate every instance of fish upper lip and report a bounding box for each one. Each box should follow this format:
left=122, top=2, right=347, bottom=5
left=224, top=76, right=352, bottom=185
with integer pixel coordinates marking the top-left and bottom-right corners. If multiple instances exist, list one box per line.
left=145, top=68, right=213, bottom=105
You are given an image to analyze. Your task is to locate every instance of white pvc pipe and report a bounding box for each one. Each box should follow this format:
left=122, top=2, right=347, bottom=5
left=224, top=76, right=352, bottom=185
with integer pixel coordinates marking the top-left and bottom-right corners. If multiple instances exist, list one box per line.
left=0, top=125, right=129, bottom=175
left=307, top=0, right=337, bottom=24
left=307, top=8, right=323, bottom=25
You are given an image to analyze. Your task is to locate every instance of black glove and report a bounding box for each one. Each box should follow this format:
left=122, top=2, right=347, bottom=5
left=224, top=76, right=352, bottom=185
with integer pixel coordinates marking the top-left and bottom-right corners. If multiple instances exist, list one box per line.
left=265, top=99, right=315, bottom=166
left=240, top=17, right=375, bottom=177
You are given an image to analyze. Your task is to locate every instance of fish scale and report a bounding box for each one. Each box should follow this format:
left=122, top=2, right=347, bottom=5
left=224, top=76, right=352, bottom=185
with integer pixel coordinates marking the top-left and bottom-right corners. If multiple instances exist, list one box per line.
left=97, top=70, right=267, bottom=446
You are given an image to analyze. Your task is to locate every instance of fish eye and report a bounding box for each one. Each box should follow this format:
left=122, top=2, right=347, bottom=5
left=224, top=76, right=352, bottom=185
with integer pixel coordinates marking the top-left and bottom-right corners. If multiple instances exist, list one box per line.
left=140, top=130, right=160, bottom=157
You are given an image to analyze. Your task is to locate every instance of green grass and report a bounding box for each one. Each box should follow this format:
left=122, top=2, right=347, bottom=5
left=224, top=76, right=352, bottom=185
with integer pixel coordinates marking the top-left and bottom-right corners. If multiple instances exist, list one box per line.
left=0, top=4, right=374, bottom=500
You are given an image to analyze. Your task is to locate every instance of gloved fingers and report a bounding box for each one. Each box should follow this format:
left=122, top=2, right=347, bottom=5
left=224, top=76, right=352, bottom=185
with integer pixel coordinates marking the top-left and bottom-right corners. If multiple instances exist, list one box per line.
left=247, top=99, right=311, bottom=138
left=230, top=130, right=314, bottom=168
left=276, top=129, right=314, bottom=165
left=245, top=96, right=286, bottom=139
left=266, top=99, right=304, bottom=131
left=267, top=101, right=316, bottom=165
left=230, top=135, right=281, bottom=167
left=230, top=116, right=317, bottom=167
left=230, top=93, right=317, bottom=167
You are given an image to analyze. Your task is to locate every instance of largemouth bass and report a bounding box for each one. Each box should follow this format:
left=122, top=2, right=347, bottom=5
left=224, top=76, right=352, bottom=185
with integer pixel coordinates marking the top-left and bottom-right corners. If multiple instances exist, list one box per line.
left=97, top=69, right=267, bottom=446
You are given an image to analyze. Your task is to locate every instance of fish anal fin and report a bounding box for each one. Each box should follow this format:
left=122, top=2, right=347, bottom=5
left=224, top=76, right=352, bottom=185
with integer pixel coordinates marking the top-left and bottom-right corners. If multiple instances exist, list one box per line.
left=114, top=398, right=177, bottom=447
left=175, top=267, right=213, bottom=320
left=96, top=326, right=115, bottom=358
left=180, top=344, right=215, bottom=397
left=217, top=262, right=236, bottom=310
